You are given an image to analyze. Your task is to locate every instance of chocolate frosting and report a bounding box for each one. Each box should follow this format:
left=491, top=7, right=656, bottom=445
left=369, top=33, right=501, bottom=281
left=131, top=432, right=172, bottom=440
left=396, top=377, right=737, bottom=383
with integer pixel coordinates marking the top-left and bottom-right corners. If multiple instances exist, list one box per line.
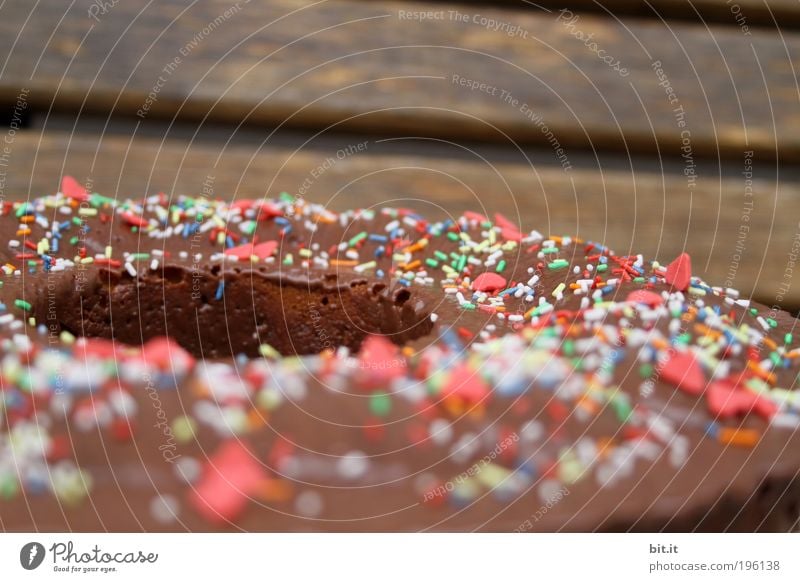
left=0, top=184, right=798, bottom=531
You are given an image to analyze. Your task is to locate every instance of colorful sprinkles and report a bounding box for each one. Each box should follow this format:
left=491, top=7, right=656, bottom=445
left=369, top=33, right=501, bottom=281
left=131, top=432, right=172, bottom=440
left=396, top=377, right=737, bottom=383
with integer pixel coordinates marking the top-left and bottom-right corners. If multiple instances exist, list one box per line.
left=0, top=177, right=798, bottom=528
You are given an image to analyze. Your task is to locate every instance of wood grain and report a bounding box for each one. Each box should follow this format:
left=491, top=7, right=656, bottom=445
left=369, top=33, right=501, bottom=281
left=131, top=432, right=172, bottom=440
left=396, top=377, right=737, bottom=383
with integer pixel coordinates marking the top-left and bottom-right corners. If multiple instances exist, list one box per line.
left=3, top=129, right=799, bottom=308
left=417, top=0, right=800, bottom=28
left=0, top=0, right=798, bottom=160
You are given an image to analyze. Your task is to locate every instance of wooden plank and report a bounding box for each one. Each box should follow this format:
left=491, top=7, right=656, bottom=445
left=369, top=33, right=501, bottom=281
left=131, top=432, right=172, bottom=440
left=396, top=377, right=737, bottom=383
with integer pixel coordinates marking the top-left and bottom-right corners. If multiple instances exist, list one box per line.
left=3, top=128, right=800, bottom=309
left=419, top=1, right=800, bottom=29
left=0, top=0, right=798, bottom=161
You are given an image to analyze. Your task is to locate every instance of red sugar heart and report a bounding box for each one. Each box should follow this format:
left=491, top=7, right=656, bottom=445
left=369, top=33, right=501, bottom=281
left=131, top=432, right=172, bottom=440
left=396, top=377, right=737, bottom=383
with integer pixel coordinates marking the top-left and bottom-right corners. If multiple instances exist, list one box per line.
left=472, top=272, right=508, bottom=293
left=660, top=351, right=705, bottom=395
left=626, top=289, right=664, bottom=307
left=665, top=253, right=692, bottom=291
left=189, top=440, right=265, bottom=523
left=61, top=175, right=89, bottom=202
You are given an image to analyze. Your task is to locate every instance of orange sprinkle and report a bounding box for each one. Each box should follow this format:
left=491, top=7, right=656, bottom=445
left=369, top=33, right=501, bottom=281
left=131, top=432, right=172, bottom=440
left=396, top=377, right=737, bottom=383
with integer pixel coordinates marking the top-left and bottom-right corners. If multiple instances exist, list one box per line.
left=718, top=427, right=760, bottom=447
left=400, top=260, right=421, bottom=271
left=595, top=437, right=614, bottom=460
left=694, top=323, right=721, bottom=340
left=16, top=228, right=31, bottom=236
left=256, top=478, right=294, bottom=503
left=651, top=337, right=670, bottom=351
left=19, top=215, right=34, bottom=224
left=404, top=241, right=426, bottom=253
left=577, top=396, right=599, bottom=415
left=247, top=408, right=267, bottom=429
left=329, top=259, right=357, bottom=266
left=747, top=360, right=776, bottom=384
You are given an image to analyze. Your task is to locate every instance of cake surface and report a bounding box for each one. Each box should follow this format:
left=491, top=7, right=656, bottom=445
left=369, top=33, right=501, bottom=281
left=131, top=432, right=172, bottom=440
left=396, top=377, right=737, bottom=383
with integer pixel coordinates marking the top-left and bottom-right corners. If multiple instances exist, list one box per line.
left=0, top=176, right=798, bottom=532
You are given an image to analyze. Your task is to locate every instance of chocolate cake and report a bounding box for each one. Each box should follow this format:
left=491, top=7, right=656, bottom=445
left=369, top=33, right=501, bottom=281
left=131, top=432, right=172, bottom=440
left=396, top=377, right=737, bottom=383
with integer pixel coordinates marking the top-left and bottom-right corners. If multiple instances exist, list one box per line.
left=0, top=175, right=798, bottom=532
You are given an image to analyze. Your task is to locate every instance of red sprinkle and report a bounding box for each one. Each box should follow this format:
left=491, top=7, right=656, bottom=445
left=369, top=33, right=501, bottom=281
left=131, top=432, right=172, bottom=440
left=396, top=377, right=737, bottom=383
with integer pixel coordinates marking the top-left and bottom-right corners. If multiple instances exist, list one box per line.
left=660, top=351, right=705, bottom=395
left=626, top=289, right=664, bottom=307
left=120, top=211, right=148, bottom=228
left=472, top=272, right=507, bottom=293
left=706, top=379, right=778, bottom=421
left=141, top=337, right=195, bottom=374
left=189, top=439, right=265, bottom=523
left=225, top=240, right=278, bottom=260
left=61, top=175, right=89, bottom=202
left=358, top=335, right=406, bottom=387
left=664, top=253, right=692, bottom=291
left=441, top=362, right=489, bottom=407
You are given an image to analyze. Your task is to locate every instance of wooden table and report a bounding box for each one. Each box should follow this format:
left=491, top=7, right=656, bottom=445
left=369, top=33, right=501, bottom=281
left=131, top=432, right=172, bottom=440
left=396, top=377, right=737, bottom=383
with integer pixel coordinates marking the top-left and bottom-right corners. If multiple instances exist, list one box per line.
left=1, top=0, right=798, bottom=309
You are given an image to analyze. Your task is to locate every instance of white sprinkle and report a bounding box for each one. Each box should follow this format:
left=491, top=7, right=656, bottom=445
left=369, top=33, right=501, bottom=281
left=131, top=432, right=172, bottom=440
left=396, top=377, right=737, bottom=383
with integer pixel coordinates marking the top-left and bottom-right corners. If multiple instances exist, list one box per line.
left=295, top=490, right=324, bottom=517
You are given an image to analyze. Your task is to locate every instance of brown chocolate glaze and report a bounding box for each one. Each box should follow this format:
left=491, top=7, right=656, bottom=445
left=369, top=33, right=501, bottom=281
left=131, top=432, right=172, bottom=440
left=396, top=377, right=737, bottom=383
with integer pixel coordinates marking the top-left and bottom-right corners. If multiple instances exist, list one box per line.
left=0, top=192, right=798, bottom=532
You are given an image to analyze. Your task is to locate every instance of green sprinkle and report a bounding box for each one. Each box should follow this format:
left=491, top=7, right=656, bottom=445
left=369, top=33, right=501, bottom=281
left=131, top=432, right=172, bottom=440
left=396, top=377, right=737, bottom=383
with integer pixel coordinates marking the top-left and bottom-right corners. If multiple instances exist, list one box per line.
left=0, top=475, right=19, bottom=499
left=610, top=392, right=633, bottom=423
left=14, top=299, right=31, bottom=311
left=171, top=416, right=197, bottom=443
left=639, top=363, right=654, bottom=378
left=15, top=203, right=32, bottom=218
left=434, top=251, right=448, bottom=261
left=348, top=232, right=368, bottom=247
left=241, top=221, right=257, bottom=235
left=548, top=259, right=569, bottom=270
left=785, top=333, right=793, bottom=344
left=542, top=247, right=559, bottom=255
left=355, top=261, right=376, bottom=272
left=596, top=263, right=608, bottom=272
left=258, top=344, right=280, bottom=359
left=425, top=258, right=439, bottom=268
left=461, top=303, right=476, bottom=311
left=279, top=191, right=295, bottom=203
left=369, top=392, right=392, bottom=417
left=767, top=318, right=778, bottom=328
left=447, top=232, right=459, bottom=242
left=69, top=236, right=79, bottom=245
left=496, top=260, right=506, bottom=273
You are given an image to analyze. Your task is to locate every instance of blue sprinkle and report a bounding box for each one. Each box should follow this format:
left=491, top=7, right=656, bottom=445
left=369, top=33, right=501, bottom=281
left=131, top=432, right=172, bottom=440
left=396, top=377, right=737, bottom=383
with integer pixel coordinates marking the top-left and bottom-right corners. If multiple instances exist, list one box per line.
left=274, top=217, right=289, bottom=226
left=368, top=234, right=387, bottom=242
left=215, top=281, right=225, bottom=301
